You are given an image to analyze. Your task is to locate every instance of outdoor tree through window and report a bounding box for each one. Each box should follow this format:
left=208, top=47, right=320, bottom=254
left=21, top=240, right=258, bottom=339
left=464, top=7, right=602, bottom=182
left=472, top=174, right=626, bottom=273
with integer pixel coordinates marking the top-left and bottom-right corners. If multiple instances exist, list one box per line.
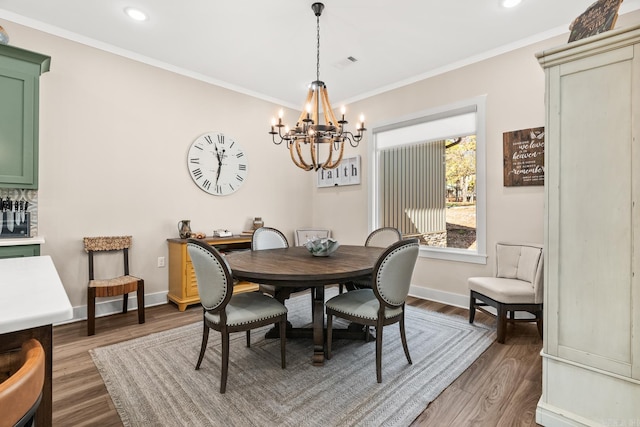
left=445, top=135, right=476, bottom=250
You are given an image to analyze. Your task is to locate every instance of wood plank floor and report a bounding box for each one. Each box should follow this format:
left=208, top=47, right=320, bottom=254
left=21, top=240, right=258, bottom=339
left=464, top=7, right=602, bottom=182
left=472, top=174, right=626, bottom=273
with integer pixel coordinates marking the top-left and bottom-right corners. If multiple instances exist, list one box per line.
left=51, top=293, right=542, bottom=426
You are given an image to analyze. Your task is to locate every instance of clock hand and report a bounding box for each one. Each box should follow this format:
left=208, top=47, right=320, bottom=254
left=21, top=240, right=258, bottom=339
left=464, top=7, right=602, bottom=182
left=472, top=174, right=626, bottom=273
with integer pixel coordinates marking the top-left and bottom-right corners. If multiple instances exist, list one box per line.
left=214, top=145, right=223, bottom=184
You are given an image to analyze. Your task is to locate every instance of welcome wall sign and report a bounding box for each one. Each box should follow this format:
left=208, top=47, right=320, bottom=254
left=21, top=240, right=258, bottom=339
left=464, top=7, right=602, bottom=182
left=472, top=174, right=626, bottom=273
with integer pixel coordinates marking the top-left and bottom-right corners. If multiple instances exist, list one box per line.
left=503, top=127, right=545, bottom=187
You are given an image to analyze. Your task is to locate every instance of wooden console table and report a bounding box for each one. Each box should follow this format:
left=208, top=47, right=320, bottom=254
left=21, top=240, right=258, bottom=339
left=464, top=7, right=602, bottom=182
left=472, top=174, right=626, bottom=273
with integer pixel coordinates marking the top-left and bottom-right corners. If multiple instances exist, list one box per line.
left=167, top=235, right=257, bottom=311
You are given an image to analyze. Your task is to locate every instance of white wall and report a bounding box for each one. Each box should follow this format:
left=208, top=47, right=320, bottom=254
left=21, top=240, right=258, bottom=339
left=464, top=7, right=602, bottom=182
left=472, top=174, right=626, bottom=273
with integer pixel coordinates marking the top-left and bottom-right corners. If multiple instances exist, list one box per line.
left=3, top=21, right=315, bottom=309
left=311, top=36, right=565, bottom=303
left=6, top=12, right=636, bottom=315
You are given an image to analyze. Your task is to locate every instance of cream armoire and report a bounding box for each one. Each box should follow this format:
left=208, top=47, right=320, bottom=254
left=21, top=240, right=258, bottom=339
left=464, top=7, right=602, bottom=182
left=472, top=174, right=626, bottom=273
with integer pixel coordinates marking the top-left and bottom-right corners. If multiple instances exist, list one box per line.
left=536, top=24, right=640, bottom=426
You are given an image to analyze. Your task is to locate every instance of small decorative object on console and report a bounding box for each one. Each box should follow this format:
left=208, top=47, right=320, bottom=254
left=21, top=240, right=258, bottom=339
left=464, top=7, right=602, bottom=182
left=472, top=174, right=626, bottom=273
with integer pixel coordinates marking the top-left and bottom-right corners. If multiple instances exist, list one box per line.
left=252, top=217, right=264, bottom=230
left=305, top=237, right=340, bottom=257
left=214, top=229, right=232, bottom=237
left=178, top=220, right=192, bottom=239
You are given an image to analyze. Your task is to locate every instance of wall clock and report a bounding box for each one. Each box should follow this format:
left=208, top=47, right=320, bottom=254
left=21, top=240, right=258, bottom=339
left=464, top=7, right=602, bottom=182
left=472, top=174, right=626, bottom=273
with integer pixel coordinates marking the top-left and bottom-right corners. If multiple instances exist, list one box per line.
left=187, top=132, right=248, bottom=195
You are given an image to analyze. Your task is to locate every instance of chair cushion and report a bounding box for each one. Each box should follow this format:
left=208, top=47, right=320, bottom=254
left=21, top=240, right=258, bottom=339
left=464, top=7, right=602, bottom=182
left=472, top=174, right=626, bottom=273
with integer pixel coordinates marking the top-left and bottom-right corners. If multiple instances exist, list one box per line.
left=205, top=292, right=287, bottom=327
left=516, top=246, right=542, bottom=283
left=88, top=275, right=141, bottom=288
left=468, top=276, right=536, bottom=304
left=496, top=245, right=521, bottom=279
left=325, top=289, right=402, bottom=320
left=496, top=244, right=542, bottom=284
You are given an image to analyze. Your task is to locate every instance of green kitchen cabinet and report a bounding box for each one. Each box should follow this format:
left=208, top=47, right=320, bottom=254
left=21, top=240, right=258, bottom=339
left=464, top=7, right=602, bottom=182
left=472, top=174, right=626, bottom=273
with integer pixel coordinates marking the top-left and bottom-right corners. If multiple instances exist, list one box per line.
left=0, top=44, right=50, bottom=189
left=0, top=244, right=40, bottom=258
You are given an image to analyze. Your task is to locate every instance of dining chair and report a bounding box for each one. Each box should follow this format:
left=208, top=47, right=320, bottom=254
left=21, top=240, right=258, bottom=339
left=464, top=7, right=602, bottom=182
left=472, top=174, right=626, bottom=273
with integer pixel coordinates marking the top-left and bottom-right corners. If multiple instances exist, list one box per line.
left=341, top=227, right=403, bottom=292
left=326, top=238, right=419, bottom=383
left=187, top=238, right=287, bottom=394
left=253, top=227, right=315, bottom=315
left=84, top=236, right=145, bottom=336
left=0, top=338, right=45, bottom=427
left=468, top=242, right=543, bottom=343
left=293, top=228, right=331, bottom=246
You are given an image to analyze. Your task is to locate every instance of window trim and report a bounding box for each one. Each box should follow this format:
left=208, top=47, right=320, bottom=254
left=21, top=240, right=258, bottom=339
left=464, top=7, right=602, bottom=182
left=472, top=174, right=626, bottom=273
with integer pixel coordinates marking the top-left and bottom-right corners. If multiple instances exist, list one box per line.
left=368, top=95, right=487, bottom=265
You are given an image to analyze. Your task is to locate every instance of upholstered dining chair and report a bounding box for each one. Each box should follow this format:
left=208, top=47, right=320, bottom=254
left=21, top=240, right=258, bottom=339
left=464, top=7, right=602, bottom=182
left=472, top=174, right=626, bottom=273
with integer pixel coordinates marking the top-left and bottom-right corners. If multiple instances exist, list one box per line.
left=84, top=236, right=145, bottom=336
left=0, top=338, right=45, bottom=427
left=253, top=227, right=315, bottom=314
left=341, top=227, right=403, bottom=292
left=293, top=228, right=331, bottom=246
left=326, top=238, right=419, bottom=383
left=187, top=238, right=287, bottom=394
left=468, top=242, right=544, bottom=344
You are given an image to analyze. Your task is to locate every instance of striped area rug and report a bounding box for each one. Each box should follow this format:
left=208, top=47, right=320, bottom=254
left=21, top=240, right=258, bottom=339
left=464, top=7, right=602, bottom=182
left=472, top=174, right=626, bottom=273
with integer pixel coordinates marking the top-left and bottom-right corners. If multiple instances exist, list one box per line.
left=90, top=289, right=495, bottom=426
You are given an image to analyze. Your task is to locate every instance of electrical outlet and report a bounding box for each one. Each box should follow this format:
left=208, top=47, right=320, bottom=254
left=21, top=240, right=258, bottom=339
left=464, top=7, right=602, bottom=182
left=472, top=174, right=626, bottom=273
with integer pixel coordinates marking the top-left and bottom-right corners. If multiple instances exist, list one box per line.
left=157, top=256, right=165, bottom=268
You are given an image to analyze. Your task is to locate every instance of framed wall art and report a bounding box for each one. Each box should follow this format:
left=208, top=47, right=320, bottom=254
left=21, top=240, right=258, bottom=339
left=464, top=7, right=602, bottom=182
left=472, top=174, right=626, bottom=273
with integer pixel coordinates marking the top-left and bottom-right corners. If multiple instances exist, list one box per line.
left=317, top=155, right=361, bottom=187
left=503, top=127, right=545, bottom=187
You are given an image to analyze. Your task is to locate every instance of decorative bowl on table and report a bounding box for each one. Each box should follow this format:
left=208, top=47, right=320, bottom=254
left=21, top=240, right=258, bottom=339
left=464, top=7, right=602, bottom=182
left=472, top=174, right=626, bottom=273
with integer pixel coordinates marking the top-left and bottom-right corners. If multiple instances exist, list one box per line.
left=305, top=237, right=340, bottom=257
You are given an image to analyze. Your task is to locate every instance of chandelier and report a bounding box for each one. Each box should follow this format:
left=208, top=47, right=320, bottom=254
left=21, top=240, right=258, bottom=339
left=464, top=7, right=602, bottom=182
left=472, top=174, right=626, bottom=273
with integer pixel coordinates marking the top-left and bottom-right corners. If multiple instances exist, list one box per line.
left=269, top=2, right=366, bottom=171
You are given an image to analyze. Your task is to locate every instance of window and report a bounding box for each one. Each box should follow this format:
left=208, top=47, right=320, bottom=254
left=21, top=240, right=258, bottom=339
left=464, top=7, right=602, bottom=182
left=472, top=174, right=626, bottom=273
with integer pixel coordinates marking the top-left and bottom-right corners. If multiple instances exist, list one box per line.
left=369, top=96, right=486, bottom=264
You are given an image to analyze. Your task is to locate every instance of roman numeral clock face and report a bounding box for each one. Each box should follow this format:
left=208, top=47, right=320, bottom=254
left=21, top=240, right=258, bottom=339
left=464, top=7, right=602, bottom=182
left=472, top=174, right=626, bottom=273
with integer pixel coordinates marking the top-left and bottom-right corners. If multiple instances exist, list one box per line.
left=187, top=132, right=248, bottom=196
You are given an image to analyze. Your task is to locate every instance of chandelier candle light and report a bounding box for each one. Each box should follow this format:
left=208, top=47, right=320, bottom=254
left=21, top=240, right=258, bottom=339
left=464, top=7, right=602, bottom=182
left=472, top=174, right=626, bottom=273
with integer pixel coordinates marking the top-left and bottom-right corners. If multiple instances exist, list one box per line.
left=269, top=2, right=366, bottom=171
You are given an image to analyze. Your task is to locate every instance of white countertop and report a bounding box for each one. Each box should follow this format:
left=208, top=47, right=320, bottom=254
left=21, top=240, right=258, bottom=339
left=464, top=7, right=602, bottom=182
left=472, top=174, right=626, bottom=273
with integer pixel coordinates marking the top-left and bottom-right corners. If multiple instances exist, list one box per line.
left=0, top=255, right=73, bottom=334
left=0, top=236, right=45, bottom=246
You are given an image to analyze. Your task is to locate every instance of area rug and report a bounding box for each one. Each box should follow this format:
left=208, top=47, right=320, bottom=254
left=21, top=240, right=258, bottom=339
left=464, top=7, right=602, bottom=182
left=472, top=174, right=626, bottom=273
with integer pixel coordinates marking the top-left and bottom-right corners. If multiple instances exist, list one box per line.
left=90, top=289, right=495, bottom=427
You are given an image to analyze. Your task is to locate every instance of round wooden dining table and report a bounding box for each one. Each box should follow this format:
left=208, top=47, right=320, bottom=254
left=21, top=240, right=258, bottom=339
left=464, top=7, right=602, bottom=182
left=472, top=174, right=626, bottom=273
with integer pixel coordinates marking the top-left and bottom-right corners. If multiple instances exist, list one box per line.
left=224, top=245, right=385, bottom=365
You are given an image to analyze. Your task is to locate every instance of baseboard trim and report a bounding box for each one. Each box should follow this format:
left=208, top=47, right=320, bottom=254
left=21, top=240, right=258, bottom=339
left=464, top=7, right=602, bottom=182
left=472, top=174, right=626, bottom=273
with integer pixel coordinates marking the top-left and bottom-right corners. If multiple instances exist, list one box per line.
left=409, top=285, right=468, bottom=309
left=59, top=286, right=472, bottom=325
left=58, top=291, right=169, bottom=325
left=536, top=399, right=594, bottom=427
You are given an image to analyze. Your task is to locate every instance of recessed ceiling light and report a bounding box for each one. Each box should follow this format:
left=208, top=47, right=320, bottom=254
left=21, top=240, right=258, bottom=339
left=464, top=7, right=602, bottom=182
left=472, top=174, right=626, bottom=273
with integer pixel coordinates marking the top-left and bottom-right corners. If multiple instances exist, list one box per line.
left=501, top=0, right=522, bottom=8
left=124, top=7, right=148, bottom=21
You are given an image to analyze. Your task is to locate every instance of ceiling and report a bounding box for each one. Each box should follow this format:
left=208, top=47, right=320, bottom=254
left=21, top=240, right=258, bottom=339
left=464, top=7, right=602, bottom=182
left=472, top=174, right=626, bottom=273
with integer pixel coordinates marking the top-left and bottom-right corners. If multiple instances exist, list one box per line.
left=1, top=0, right=639, bottom=109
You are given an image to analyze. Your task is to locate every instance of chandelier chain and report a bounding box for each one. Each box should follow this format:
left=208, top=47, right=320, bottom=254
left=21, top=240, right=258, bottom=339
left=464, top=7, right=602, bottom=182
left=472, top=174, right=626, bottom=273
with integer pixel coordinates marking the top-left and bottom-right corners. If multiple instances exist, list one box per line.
left=316, top=14, right=320, bottom=82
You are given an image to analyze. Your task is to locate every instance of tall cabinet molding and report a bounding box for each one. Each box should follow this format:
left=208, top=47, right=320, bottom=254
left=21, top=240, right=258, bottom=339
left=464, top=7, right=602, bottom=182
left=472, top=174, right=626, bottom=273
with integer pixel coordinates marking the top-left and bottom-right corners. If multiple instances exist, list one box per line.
left=0, top=44, right=50, bottom=189
left=537, top=24, right=640, bottom=426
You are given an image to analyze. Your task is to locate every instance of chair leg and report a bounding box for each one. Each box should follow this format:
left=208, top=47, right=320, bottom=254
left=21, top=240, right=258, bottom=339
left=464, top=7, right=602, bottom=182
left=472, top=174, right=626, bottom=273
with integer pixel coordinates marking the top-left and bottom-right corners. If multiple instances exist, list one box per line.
left=87, top=287, right=96, bottom=336
left=536, top=312, right=544, bottom=339
left=195, top=323, right=210, bottom=370
left=469, top=293, right=476, bottom=324
left=279, top=319, right=286, bottom=369
left=497, top=303, right=508, bottom=344
left=400, top=311, right=412, bottom=365
left=137, top=281, right=145, bottom=324
left=246, top=330, right=251, bottom=347
left=220, top=331, right=230, bottom=394
left=122, top=293, right=129, bottom=314
left=375, top=320, right=384, bottom=383
left=326, top=313, right=333, bottom=359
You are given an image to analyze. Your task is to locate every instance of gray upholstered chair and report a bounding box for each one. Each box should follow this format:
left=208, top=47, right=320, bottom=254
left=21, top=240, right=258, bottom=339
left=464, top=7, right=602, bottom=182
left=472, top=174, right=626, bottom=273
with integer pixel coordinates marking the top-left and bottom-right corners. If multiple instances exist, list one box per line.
left=186, top=238, right=287, bottom=394
left=468, top=242, right=544, bottom=344
left=364, top=226, right=402, bottom=248
left=0, top=338, right=45, bottom=427
left=326, top=238, right=419, bottom=383
left=293, top=228, right=331, bottom=246
left=253, top=227, right=315, bottom=313
left=342, top=227, right=403, bottom=292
